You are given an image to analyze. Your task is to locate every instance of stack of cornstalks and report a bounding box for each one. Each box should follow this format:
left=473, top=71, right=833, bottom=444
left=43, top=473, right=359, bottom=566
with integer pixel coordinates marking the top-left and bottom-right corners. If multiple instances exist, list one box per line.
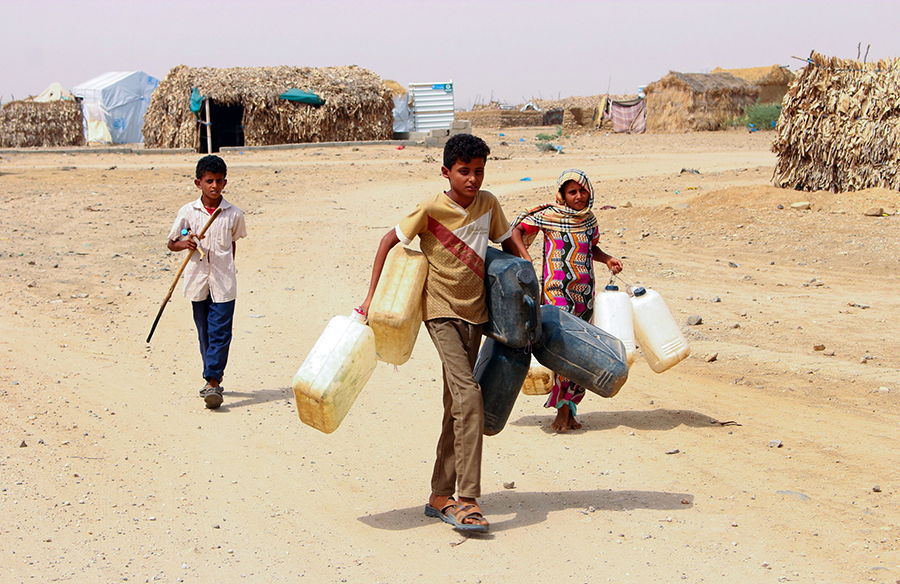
left=773, top=51, right=900, bottom=192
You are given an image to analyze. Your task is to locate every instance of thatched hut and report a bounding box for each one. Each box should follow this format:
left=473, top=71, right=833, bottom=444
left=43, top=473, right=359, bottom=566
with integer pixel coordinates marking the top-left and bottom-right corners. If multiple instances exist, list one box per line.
left=772, top=51, right=900, bottom=192
left=644, top=71, right=759, bottom=133
left=0, top=99, right=85, bottom=148
left=712, top=65, right=795, bottom=104
left=143, top=65, right=393, bottom=151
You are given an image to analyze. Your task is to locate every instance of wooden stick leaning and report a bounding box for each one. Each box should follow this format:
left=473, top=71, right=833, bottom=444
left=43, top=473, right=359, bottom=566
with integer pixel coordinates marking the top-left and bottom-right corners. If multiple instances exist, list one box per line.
left=146, top=208, right=222, bottom=343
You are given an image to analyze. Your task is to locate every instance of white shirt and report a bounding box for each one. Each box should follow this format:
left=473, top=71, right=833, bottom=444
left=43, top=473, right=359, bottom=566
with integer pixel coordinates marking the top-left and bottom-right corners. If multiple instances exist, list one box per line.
left=168, top=197, right=247, bottom=302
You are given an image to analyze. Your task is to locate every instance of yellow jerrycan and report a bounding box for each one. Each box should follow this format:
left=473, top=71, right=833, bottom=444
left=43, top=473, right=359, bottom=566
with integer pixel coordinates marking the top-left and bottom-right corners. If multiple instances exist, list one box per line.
left=521, top=356, right=553, bottom=395
left=292, top=312, right=377, bottom=433
left=367, top=246, right=428, bottom=366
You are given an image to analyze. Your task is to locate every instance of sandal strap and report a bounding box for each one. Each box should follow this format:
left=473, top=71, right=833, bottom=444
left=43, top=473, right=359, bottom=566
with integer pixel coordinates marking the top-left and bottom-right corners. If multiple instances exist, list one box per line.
left=455, top=504, right=486, bottom=524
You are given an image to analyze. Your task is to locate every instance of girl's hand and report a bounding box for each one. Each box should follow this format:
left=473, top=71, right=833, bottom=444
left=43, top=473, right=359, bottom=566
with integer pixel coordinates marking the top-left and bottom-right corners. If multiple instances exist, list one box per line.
left=606, top=257, right=623, bottom=274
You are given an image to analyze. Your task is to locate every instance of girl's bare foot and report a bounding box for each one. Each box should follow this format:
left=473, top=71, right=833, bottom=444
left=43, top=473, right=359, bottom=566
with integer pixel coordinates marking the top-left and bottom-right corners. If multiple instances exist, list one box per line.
left=567, top=407, right=583, bottom=430
left=552, top=404, right=573, bottom=432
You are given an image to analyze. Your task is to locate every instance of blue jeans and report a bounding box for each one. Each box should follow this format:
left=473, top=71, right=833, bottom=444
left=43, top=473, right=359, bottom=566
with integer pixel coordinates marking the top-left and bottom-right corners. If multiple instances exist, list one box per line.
left=192, top=296, right=235, bottom=383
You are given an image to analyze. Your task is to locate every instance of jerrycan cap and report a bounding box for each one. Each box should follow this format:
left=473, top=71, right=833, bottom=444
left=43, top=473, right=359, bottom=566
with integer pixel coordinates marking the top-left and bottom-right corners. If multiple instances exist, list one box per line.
left=632, top=286, right=647, bottom=297
left=605, top=284, right=619, bottom=291
left=516, top=269, right=534, bottom=286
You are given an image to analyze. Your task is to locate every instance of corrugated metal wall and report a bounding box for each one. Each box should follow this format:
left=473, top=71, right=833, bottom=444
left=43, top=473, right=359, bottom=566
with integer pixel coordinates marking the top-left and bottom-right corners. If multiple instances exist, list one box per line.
left=409, top=81, right=455, bottom=131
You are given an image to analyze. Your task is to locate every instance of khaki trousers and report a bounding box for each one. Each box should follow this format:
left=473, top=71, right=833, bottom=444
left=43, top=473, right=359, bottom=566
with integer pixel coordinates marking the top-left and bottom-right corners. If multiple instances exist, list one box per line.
left=425, top=318, right=484, bottom=499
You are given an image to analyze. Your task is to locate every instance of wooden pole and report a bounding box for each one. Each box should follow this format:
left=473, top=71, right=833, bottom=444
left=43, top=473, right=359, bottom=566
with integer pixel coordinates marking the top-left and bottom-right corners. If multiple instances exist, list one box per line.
left=205, top=98, right=213, bottom=154
left=146, top=208, right=222, bottom=343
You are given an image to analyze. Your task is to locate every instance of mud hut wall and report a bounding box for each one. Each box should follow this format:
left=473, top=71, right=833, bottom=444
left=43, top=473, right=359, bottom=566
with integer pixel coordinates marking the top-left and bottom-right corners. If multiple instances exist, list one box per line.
left=456, top=110, right=543, bottom=128
left=0, top=100, right=85, bottom=148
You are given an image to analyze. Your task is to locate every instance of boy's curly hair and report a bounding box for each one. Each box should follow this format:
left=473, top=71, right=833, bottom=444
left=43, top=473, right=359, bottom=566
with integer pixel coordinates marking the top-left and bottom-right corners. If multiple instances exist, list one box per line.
left=196, top=155, right=228, bottom=179
left=442, top=133, right=490, bottom=170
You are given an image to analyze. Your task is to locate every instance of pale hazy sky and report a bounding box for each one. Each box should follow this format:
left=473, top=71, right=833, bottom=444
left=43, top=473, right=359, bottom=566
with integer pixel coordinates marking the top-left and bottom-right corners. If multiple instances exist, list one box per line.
left=2, top=0, right=899, bottom=108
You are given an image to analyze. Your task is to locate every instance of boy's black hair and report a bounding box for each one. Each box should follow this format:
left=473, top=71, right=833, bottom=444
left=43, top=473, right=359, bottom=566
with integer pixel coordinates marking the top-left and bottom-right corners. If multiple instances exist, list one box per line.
left=442, top=133, right=490, bottom=170
left=196, top=154, right=227, bottom=179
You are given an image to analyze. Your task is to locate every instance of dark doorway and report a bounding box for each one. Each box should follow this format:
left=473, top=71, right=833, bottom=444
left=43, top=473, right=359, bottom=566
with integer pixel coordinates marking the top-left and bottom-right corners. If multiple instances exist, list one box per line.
left=199, top=100, right=244, bottom=153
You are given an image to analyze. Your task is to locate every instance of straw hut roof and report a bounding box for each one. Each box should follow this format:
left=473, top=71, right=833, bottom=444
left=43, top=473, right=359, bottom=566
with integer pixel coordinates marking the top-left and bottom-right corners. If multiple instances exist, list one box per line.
left=643, top=71, right=759, bottom=133
left=143, top=64, right=393, bottom=149
left=772, top=51, right=900, bottom=192
left=712, top=65, right=795, bottom=86
left=0, top=99, right=84, bottom=148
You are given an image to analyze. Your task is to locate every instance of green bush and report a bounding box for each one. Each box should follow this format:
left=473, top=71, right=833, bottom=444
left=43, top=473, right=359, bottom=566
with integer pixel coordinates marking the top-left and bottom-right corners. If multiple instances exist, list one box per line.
left=535, top=125, right=563, bottom=141
left=741, top=101, right=782, bottom=130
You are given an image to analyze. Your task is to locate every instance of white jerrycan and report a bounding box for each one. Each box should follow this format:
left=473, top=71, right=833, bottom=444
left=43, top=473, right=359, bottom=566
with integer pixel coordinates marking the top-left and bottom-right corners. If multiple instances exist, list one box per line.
left=292, top=311, right=377, bottom=433
left=629, top=286, right=690, bottom=373
left=368, top=246, right=428, bottom=366
left=595, top=284, right=637, bottom=366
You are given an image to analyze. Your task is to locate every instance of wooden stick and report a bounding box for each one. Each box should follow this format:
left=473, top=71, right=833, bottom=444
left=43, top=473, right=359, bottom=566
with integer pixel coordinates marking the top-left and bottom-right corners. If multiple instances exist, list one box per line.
left=146, top=208, right=222, bottom=343
left=205, top=97, right=213, bottom=154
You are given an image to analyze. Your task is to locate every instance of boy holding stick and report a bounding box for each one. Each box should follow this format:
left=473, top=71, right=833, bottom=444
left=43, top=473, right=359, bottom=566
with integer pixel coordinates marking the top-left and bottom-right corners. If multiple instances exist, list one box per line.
left=167, top=155, right=247, bottom=409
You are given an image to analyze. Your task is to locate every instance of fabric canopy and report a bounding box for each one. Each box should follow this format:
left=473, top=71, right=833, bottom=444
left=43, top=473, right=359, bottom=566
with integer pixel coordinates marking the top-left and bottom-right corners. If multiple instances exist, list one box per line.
left=278, top=88, right=325, bottom=105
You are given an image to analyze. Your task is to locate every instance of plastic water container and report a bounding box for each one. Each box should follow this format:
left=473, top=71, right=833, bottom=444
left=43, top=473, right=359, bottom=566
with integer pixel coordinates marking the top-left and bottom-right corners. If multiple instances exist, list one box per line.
left=482, top=247, right=541, bottom=349
left=475, top=337, right=530, bottom=436
left=368, top=246, right=428, bottom=365
left=521, top=356, right=552, bottom=396
left=532, top=305, right=629, bottom=398
left=595, top=284, right=637, bottom=366
left=629, top=286, right=690, bottom=373
left=292, top=312, right=377, bottom=434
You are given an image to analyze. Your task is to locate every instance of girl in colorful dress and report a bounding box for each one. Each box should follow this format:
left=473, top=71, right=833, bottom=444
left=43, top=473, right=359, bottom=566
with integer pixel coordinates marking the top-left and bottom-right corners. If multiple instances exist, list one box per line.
left=510, top=169, right=623, bottom=432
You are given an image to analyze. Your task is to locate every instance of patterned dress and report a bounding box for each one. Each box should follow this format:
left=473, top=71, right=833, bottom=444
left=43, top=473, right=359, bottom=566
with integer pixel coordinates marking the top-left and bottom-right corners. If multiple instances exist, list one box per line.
left=520, top=222, right=600, bottom=413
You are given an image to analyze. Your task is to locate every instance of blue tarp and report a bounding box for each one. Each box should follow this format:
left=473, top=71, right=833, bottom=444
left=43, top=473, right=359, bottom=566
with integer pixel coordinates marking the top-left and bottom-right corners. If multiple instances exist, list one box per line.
left=279, top=88, right=324, bottom=105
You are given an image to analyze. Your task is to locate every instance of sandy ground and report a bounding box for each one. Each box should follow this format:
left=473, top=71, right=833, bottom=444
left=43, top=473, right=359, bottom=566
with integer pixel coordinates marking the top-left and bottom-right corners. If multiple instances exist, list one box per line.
left=1, top=129, right=898, bottom=583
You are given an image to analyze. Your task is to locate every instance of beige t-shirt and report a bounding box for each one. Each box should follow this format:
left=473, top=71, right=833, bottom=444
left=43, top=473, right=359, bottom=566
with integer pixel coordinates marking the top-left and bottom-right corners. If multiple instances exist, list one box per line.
left=168, top=197, right=247, bottom=302
left=396, top=190, right=511, bottom=324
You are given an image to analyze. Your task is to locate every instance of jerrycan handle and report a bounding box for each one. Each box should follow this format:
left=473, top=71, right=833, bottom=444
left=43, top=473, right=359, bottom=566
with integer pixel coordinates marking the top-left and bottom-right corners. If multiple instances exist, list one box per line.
left=524, top=295, right=537, bottom=332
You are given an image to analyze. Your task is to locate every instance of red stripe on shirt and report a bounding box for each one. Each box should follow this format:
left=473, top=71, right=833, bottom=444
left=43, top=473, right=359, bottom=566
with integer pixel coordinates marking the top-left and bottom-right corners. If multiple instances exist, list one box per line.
left=427, top=216, right=485, bottom=279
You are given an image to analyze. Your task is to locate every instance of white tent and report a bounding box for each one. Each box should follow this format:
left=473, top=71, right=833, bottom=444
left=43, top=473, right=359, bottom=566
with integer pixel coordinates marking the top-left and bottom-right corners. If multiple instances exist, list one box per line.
left=30, top=82, right=74, bottom=103
left=73, top=71, right=159, bottom=144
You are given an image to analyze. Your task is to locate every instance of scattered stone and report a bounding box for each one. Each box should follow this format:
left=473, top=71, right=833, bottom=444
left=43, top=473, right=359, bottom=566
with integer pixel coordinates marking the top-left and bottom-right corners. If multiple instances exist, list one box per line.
left=687, top=315, right=703, bottom=326
left=665, top=449, right=680, bottom=455
left=621, top=201, right=633, bottom=208
left=813, top=344, right=826, bottom=351
left=27, top=281, right=36, bottom=288
left=791, top=201, right=811, bottom=210
left=768, top=440, right=783, bottom=448
left=878, top=387, right=890, bottom=393
left=19, top=440, right=27, bottom=447
left=705, top=352, right=718, bottom=363
left=776, top=204, right=784, bottom=210
left=502, top=481, right=516, bottom=489
left=863, top=207, right=884, bottom=217
left=872, top=485, right=882, bottom=493
left=213, top=524, right=221, bottom=529
left=728, top=261, right=738, bottom=268
left=27, top=260, right=35, bottom=265
left=740, top=310, right=748, bottom=317
left=686, top=296, right=693, bottom=301
left=730, top=323, right=740, bottom=329
left=823, top=349, right=835, bottom=356
left=681, top=498, right=690, bottom=505
left=710, top=296, right=721, bottom=303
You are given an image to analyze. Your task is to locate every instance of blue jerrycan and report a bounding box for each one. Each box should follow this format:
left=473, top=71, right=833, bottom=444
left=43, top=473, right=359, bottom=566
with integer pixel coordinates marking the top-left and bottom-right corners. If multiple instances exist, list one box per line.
left=532, top=305, right=629, bottom=398
left=475, top=337, right=531, bottom=436
left=482, top=247, right=541, bottom=349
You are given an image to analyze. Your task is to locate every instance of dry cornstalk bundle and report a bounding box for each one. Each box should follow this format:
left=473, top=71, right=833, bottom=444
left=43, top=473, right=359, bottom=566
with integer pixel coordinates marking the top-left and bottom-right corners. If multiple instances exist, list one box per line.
left=644, top=71, right=759, bottom=133
left=772, top=51, right=900, bottom=193
left=142, top=65, right=393, bottom=149
left=712, top=65, right=795, bottom=103
left=0, top=99, right=84, bottom=148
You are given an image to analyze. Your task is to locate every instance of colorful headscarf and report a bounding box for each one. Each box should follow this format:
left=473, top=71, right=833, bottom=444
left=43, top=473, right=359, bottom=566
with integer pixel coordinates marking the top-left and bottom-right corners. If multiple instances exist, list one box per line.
left=511, top=169, right=597, bottom=247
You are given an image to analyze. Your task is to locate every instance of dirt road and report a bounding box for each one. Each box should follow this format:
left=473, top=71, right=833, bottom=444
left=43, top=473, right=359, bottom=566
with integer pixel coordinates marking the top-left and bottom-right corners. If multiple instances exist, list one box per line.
left=1, top=130, right=897, bottom=583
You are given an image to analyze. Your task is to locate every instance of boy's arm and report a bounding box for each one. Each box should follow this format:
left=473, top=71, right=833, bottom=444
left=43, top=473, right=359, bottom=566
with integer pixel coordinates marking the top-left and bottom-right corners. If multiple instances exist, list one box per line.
left=592, top=245, right=623, bottom=274
left=360, top=228, right=401, bottom=314
left=167, top=237, right=196, bottom=253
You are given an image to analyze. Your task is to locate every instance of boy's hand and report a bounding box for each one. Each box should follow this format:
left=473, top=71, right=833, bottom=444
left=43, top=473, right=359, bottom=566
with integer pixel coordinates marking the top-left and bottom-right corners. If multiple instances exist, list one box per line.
left=168, top=239, right=197, bottom=252
left=606, top=257, right=623, bottom=274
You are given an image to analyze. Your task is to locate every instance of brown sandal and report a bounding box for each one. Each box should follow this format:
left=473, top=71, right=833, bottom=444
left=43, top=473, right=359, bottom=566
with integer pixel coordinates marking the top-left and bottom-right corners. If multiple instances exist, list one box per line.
left=424, top=497, right=459, bottom=525
left=451, top=503, right=489, bottom=533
